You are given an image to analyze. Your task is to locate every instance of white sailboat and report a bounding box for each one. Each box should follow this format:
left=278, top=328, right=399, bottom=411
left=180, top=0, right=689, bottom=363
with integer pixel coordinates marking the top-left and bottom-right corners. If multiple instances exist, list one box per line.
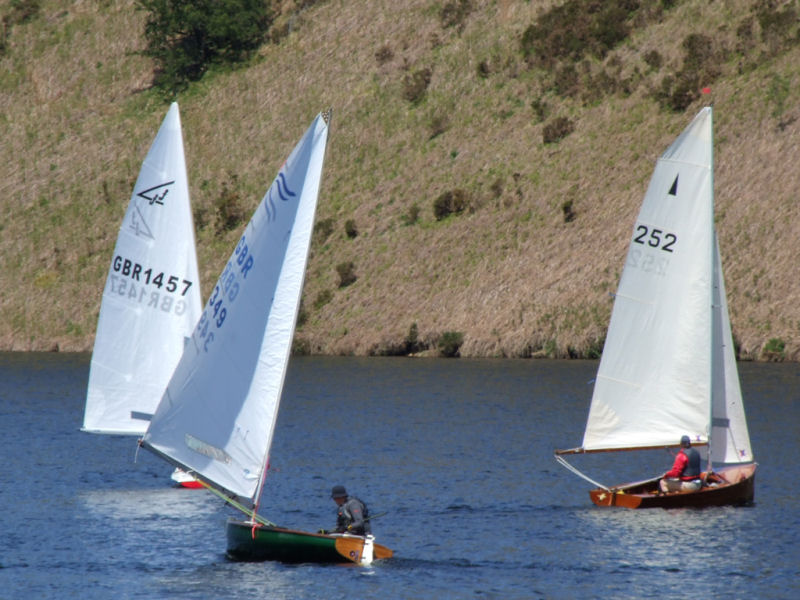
left=83, top=103, right=202, bottom=441
left=140, top=111, right=392, bottom=563
left=555, top=106, right=756, bottom=508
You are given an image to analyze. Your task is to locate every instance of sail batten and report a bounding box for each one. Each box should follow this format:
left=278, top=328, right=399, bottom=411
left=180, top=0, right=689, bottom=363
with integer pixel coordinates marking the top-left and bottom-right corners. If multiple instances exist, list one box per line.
left=83, top=103, right=202, bottom=436
left=142, top=113, right=330, bottom=503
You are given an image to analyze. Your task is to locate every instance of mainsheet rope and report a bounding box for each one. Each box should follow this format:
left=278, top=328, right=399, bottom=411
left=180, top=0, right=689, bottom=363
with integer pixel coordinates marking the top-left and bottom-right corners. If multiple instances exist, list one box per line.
left=554, top=454, right=611, bottom=491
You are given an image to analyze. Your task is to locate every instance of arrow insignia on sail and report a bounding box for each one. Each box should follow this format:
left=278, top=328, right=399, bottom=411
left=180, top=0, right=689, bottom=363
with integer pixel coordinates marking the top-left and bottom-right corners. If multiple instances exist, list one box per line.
left=668, top=175, right=678, bottom=196
left=137, top=181, right=175, bottom=205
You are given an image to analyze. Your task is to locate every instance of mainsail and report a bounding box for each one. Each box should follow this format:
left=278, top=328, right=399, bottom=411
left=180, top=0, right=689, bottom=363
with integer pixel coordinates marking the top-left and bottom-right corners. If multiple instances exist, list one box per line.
left=141, top=112, right=330, bottom=505
left=582, top=107, right=716, bottom=452
left=83, top=102, right=202, bottom=435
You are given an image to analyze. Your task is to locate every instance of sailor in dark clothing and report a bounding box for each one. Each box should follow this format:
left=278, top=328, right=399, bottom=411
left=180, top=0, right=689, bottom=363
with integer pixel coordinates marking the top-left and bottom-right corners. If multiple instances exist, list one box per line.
left=330, top=485, right=371, bottom=535
left=659, top=435, right=703, bottom=493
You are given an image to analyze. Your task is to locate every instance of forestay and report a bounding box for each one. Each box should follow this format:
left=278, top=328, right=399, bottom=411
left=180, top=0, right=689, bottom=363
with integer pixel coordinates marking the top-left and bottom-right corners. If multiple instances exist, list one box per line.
left=83, top=102, right=202, bottom=435
left=141, top=113, right=330, bottom=504
left=582, top=107, right=715, bottom=451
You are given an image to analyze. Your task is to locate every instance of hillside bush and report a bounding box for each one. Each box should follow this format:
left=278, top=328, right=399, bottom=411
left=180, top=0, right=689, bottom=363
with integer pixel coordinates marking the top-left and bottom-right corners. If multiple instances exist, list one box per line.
left=313, top=289, right=333, bottom=310
left=440, top=0, right=472, bottom=30
left=542, top=116, right=575, bottom=144
left=762, top=337, right=786, bottom=361
left=401, top=203, right=420, bottom=226
left=375, top=43, right=393, bottom=65
left=405, top=322, right=423, bottom=354
left=438, top=331, right=464, bottom=357
left=214, top=173, right=247, bottom=233
left=433, top=189, right=468, bottom=220
left=1, top=0, right=41, bottom=55
left=344, top=219, right=358, bottom=239
left=336, top=261, right=357, bottom=288
left=137, top=0, right=274, bottom=94
left=313, top=217, right=335, bottom=245
left=562, top=199, right=576, bottom=223
left=402, top=67, right=432, bottom=104
left=756, top=0, right=799, bottom=54
left=520, top=0, right=639, bottom=66
left=653, top=33, right=721, bottom=112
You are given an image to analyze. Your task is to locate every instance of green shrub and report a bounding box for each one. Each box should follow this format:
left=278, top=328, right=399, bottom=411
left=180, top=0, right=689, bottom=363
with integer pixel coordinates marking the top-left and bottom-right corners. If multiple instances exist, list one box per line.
left=433, top=189, right=469, bottom=220
left=654, top=33, right=721, bottom=112
left=402, top=203, right=420, bottom=226
left=762, top=337, right=786, bottom=361
left=214, top=173, right=247, bottom=233
left=313, top=289, right=333, bottom=310
left=344, top=219, right=358, bottom=239
left=542, top=116, right=575, bottom=144
left=402, top=67, right=432, bottom=104
left=520, top=0, right=638, bottom=66
left=490, top=178, right=503, bottom=199
left=429, top=114, right=449, bottom=139
left=336, top=262, right=357, bottom=288
left=313, top=217, right=335, bottom=245
left=440, top=0, right=473, bottom=30
left=137, top=0, right=274, bottom=94
left=767, top=73, right=791, bottom=119
left=1, top=0, right=41, bottom=55
left=643, top=49, right=663, bottom=70
left=438, top=331, right=464, bottom=357
left=4, top=0, right=40, bottom=26
left=405, top=322, right=423, bottom=354
left=375, top=43, right=393, bottom=65
left=562, top=199, right=576, bottom=223
left=531, top=98, right=549, bottom=123
left=756, top=0, right=799, bottom=53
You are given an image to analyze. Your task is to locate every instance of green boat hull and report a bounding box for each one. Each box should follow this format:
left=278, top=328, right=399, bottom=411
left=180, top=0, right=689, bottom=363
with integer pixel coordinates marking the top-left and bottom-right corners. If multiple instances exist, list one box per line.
left=226, top=519, right=365, bottom=563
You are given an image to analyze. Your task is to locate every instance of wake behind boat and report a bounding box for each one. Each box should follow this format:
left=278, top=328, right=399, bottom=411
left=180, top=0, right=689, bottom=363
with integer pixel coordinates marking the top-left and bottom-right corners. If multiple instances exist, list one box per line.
left=140, top=111, right=392, bottom=564
left=555, top=106, right=756, bottom=509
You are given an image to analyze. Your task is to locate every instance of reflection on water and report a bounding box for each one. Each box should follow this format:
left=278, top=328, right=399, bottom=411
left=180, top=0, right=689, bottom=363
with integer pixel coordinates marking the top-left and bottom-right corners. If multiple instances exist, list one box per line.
left=80, top=487, right=219, bottom=520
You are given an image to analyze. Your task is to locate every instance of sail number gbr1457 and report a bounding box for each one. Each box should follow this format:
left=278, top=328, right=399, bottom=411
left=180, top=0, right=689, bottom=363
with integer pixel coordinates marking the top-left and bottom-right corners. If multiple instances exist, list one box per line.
left=108, top=255, right=194, bottom=315
left=196, top=236, right=254, bottom=353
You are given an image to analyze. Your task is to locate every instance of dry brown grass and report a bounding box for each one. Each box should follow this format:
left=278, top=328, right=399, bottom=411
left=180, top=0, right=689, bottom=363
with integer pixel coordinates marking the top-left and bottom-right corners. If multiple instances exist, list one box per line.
left=2, top=0, right=800, bottom=360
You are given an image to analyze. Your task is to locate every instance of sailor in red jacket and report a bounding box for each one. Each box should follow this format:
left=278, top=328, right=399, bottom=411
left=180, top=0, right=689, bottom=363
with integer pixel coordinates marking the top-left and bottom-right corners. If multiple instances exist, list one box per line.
left=659, top=435, right=703, bottom=493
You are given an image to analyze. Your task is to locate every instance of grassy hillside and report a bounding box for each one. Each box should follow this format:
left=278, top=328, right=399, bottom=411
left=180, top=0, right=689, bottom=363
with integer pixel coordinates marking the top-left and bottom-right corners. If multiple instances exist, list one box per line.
left=2, top=0, right=800, bottom=360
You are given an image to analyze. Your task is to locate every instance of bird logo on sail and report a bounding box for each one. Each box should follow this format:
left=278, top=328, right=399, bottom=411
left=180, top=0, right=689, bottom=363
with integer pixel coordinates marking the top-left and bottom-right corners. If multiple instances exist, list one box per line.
left=128, top=205, right=154, bottom=240
left=137, top=181, right=175, bottom=206
left=264, top=171, right=297, bottom=222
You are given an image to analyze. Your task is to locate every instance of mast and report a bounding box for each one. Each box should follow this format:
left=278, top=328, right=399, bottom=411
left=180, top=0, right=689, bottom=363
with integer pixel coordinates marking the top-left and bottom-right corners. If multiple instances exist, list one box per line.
left=707, top=105, right=715, bottom=472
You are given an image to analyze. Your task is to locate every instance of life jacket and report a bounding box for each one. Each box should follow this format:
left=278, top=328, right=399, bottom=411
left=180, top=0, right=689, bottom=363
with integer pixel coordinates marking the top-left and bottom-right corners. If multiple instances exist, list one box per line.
left=681, top=447, right=701, bottom=479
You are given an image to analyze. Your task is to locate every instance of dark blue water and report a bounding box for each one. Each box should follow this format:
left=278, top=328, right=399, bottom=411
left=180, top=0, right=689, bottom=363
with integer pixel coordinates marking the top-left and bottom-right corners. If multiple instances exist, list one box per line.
left=0, top=353, right=798, bottom=599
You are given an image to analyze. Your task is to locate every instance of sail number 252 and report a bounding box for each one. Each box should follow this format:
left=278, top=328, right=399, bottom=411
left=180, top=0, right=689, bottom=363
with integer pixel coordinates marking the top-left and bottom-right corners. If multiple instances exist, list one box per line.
left=633, top=225, right=676, bottom=252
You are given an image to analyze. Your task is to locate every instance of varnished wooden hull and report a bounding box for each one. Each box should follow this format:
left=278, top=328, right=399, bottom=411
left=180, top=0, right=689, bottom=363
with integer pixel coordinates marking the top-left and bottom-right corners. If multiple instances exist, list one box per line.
left=589, top=463, right=756, bottom=509
left=226, top=519, right=393, bottom=564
